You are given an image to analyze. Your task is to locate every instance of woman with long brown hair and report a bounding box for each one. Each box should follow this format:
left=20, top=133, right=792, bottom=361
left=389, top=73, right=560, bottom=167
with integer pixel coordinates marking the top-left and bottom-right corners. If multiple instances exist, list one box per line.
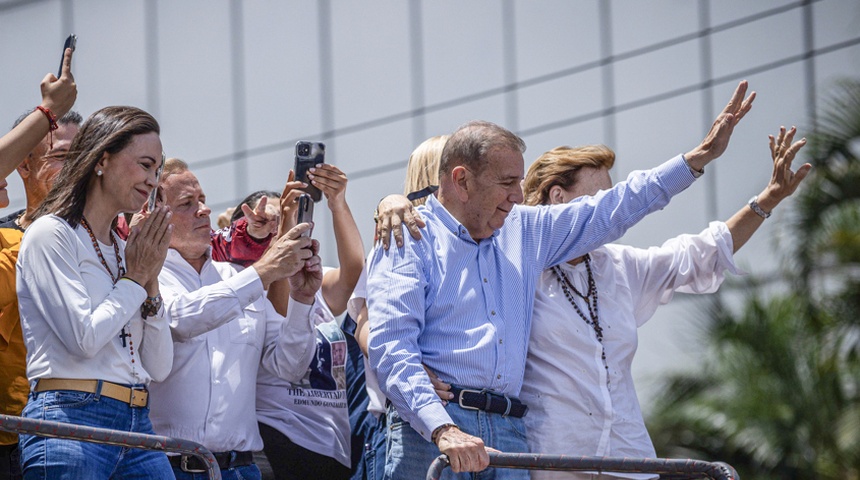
left=16, top=106, right=175, bottom=479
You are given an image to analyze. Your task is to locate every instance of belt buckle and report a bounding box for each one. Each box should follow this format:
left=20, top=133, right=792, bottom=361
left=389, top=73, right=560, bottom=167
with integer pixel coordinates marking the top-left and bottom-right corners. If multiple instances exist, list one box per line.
left=457, top=388, right=484, bottom=411
left=129, top=389, right=143, bottom=408
left=180, top=455, right=208, bottom=474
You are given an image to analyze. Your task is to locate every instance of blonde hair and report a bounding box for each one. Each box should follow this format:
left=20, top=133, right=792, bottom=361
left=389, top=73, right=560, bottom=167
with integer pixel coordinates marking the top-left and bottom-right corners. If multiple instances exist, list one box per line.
left=161, top=157, right=189, bottom=183
left=523, top=145, right=615, bottom=206
left=404, top=135, right=448, bottom=206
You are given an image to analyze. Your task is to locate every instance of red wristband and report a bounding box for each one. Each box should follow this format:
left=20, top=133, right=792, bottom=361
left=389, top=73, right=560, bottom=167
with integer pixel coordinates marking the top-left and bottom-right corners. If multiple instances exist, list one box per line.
left=35, top=106, right=59, bottom=131
left=35, top=106, right=59, bottom=149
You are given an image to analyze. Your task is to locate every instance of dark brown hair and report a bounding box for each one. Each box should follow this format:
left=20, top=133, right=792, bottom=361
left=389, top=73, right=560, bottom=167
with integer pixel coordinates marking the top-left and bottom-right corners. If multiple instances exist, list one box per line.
left=439, top=120, right=525, bottom=177
left=33, top=106, right=160, bottom=227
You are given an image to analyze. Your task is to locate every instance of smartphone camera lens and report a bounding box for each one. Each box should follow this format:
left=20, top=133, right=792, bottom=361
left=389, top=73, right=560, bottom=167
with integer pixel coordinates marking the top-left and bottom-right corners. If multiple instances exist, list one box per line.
left=298, top=143, right=311, bottom=156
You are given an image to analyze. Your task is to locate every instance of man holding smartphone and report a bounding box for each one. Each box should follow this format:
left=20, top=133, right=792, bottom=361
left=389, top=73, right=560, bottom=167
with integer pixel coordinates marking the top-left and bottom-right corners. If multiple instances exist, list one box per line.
left=146, top=159, right=321, bottom=480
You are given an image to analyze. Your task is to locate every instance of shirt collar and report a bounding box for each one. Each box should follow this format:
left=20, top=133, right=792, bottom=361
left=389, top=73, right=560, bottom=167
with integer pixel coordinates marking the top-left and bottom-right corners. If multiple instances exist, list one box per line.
left=165, top=246, right=212, bottom=272
left=424, top=194, right=502, bottom=243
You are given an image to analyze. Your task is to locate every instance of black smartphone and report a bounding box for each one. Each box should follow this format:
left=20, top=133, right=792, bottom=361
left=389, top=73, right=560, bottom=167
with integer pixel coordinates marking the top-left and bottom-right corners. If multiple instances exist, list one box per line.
left=58, top=34, right=77, bottom=78
left=147, top=152, right=166, bottom=211
left=297, top=193, right=314, bottom=238
left=294, top=141, right=324, bottom=203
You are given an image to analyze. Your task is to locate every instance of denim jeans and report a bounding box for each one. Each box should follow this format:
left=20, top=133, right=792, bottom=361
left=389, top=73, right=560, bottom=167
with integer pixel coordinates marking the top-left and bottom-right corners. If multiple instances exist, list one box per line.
left=19, top=387, right=173, bottom=480
left=358, top=412, right=387, bottom=480
left=383, top=400, right=530, bottom=480
left=172, top=464, right=261, bottom=480
left=343, top=313, right=387, bottom=480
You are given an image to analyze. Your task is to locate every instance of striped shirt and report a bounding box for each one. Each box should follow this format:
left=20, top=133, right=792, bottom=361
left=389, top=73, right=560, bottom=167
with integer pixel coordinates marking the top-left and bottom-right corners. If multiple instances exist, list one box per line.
left=366, top=154, right=696, bottom=441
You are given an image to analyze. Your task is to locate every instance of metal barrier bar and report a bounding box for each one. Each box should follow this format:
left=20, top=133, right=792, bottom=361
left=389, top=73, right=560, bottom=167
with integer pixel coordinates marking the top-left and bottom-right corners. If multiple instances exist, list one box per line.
left=0, top=414, right=221, bottom=480
left=426, top=452, right=740, bottom=480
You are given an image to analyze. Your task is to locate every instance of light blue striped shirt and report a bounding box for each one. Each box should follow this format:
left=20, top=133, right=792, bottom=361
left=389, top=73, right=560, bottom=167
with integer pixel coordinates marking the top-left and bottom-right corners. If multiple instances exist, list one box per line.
left=367, top=154, right=696, bottom=441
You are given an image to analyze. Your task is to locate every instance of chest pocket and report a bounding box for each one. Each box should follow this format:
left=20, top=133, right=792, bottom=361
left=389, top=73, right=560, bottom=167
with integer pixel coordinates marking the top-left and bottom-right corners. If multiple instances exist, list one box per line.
left=228, top=302, right=263, bottom=348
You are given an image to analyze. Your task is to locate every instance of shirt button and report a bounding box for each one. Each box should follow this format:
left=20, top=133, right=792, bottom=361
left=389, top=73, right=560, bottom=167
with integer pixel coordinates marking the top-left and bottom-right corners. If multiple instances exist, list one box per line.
left=483, top=278, right=488, bottom=283
left=491, top=310, right=496, bottom=316
left=496, top=375, right=501, bottom=380
left=499, top=339, right=503, bottom=344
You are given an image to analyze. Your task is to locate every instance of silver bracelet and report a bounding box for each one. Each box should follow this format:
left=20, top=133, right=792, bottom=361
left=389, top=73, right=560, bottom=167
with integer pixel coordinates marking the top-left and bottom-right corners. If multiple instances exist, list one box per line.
left=748, top=195, right=771, bottom=219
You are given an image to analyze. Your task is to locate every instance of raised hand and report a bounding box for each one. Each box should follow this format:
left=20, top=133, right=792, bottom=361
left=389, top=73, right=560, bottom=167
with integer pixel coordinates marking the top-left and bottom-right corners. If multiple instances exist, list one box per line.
left=685, top=80, right=756, bottom=170
left=287, top=238, right=323, bottom=305
left=41, top=47, right=77, bottom=118
left=241, top=195, right=280, bottom=239
left=307, top=163, right=348, bottom=209
left=124, top=206, right=173, bottom=295
left=757, top=126, right=811, bottom=211
left=277, top=170, right=311, bottom=238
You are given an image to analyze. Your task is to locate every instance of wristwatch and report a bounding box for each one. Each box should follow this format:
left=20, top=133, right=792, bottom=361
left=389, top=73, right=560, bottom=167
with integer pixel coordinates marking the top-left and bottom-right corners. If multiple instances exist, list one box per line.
left=140, top=294, right=163, bottom=318
left=748, top=195, right=771, bottom=219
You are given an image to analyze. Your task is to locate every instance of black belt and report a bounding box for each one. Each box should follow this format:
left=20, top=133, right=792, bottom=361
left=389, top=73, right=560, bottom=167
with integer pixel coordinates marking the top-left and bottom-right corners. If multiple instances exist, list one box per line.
left=450, top=386, right=528, bottom=418
left=169, top=451, right=254, bottom=473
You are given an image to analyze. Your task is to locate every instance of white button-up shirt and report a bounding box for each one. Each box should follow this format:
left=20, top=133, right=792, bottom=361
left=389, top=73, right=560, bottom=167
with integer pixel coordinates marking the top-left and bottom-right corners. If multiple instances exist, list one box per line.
left=522, top=222, right=740, bottom=480
left=17, top=215, right=172, bottom=385
left=149, top=249, right=316, bottom=453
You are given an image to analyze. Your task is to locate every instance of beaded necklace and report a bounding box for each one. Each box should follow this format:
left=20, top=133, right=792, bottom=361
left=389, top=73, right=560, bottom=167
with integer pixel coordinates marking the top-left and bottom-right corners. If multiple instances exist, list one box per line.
left=551, top=254, right=610, bottom=389
left=80, top=217, right=138, bottom=379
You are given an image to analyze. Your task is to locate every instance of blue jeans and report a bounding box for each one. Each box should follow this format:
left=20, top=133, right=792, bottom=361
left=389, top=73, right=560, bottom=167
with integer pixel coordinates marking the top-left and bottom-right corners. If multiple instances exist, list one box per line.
left=172, top=464, right=261, bottom=480
left=358, top=412, right=387, bottom=480
left=19, top=388, right=173, bottom=480
left=343, top=313, right=387, bottom=480
left=384, top=400, right=530, bottom=480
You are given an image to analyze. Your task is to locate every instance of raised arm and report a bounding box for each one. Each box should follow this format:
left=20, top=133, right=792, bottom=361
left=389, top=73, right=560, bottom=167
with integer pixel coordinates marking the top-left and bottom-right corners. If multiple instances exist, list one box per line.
left=259, top=234, right=322, bottom=382
left=308, top=164, right=365, bottom=315
left=684, top=80, right=755, bottom=172
left=726, top=126, right=810, bottom=252
left=265, top=170, right=310, bottom=315
left=0, top=48, right=77, bottom=180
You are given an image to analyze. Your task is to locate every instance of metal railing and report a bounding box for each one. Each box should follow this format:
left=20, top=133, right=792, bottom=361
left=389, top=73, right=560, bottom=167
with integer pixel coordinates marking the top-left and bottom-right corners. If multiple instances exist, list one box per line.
left=0, top=414, right=221, bottom=480
left=426, top=452, right=739, bottom=480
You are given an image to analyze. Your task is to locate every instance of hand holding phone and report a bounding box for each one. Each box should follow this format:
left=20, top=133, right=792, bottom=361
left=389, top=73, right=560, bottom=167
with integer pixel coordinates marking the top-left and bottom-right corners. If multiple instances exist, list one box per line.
left=58, top=34, right=77, bottom=78
left=297, top=194, right=314, bottom=238
left=294, top=141, right=324, bottom=202
left=147, top=153, right=166, bottom=211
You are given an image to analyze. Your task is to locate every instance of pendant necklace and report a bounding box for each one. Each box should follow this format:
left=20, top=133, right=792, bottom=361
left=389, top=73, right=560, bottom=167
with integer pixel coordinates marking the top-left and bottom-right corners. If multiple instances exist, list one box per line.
left=81, top=217, right=138, bottom=380
left=551, top=254, right=610, bottom=389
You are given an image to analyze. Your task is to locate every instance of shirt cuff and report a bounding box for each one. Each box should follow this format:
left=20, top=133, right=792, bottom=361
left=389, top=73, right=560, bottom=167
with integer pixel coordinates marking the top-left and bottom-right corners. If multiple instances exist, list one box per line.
left=116, top=277, right=148, bottom=306
left=285, top=298, right=314, bottom=324
left=411, top=401, right=454, bottom=443
left=708, top=221, right=745, bottom=276
left=227, top=266, right=266, bottom=308
left=657, top=154, right=699, bottom=196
